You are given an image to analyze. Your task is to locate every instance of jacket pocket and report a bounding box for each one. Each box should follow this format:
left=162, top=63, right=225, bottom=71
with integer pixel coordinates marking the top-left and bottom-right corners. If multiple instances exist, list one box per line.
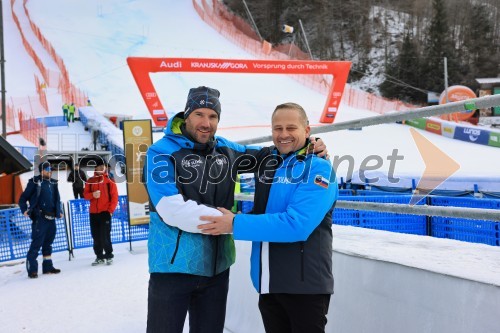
left=170, top=230, right=183, bottom=264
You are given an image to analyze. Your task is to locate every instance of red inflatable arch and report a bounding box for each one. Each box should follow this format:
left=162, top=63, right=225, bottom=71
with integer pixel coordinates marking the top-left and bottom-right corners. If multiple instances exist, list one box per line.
left=127, top=57, right=351, bottom=127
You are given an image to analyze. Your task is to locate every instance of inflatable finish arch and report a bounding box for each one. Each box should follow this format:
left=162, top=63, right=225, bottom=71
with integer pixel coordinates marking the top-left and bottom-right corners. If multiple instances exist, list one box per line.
left=127, top=57, right=351, bottom=127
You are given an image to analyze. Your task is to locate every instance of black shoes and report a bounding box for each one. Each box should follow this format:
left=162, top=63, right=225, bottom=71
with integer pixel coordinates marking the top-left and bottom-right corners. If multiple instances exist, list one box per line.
left=43, top=268, right=61, bottom=274
left=28, top=272, right=38, bottom=279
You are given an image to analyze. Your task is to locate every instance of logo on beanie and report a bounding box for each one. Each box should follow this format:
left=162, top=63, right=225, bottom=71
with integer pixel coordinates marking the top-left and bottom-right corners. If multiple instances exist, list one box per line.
left=184, top=86, right=222, bottom=119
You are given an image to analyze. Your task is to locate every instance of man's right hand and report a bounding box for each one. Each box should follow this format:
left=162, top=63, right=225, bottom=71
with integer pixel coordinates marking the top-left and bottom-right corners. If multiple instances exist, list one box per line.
left=93, top=191, right=101, bottom=199
left=23, top=211, right=29, bottom=217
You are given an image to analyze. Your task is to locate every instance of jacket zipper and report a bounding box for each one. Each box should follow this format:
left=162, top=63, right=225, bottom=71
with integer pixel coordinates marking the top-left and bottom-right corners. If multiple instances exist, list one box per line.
left=259, top=242, right=263, bottom=293
left=300, top=242, right=305, bottom=282
left=170, top=230, right=183, bottom=264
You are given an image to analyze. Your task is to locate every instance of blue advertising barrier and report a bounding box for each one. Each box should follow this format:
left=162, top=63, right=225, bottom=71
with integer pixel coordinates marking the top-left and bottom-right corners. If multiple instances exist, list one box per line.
left=453, top=126, right=490, bottom=145
left=0, top=208, right=69, bottom=262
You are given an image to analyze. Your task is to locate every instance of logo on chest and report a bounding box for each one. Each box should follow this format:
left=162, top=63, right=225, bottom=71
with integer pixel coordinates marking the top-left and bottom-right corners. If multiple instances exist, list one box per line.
left=181, top=159, right=203, bottom=169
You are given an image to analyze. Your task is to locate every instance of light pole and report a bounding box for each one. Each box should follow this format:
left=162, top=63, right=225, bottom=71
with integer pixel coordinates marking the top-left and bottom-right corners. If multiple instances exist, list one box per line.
left=298, top=19, right=313, bottom=60
left=0, top=0, right=6, bottom=138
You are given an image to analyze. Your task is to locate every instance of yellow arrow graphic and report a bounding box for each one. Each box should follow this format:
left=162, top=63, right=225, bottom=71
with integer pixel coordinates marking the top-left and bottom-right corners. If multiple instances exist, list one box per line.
left=409, top=128, right=461, bottom=205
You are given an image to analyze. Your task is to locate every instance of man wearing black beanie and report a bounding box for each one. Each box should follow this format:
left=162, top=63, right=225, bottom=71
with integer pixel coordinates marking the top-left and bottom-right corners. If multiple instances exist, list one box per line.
left=144, top=86, right=328, bottom=333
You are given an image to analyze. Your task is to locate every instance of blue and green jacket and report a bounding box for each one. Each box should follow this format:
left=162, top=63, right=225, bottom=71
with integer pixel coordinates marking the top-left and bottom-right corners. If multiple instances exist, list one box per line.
left=144, top=113, right=267, bottom=277
left=233, top=148, right=338, bottom=294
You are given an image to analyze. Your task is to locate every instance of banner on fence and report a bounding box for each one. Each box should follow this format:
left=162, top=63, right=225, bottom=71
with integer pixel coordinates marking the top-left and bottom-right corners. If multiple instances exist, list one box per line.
left=425, top=119, right=442, bottom=135
left=488, top=132, right=500, bottom=147
left=123, top=120, right=152, bottom=225
left=404, top=118, right=426, bottom=130
left=453, top=126, right=490, bottom=145
left=127, top=57, right=351, bottom=126
left=441, top=122, right=456, bottom=138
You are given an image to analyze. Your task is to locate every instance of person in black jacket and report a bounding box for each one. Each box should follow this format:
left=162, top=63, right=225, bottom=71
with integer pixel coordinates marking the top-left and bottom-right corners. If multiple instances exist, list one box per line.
left=199, top=103, right=338, bottom=333
left=19, top=162, right=64, bottom=279
left=67, top=162, right=87, bottom=199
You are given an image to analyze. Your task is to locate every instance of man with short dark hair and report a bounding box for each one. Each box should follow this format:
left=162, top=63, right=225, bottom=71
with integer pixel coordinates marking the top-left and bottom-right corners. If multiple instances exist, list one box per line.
left=19, top=162, right=64, bottom=279
left=199, top=102, right=338, bottom=333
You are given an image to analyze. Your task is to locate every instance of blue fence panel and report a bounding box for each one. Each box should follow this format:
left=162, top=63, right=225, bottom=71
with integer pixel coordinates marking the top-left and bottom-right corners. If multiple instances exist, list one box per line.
left=431, top=217, right=499, bottom=246
left=429, top=196, right=500, bottom=209
left=69, top=196, right=148, bottom=250
left=0, top=208, right=69, bottom=262
left=36, top=116, right=68, bottom=127
left=429, top=196, right=500, bottom=246
left=333, top=195, right=427, bottom=236
left=356, top=189, right=412, bottom=196
left=14, top=146, right=38, bottom=163
left=118, top=197, right=149, bottom=242
left=338, top=189, right=354, bottom=196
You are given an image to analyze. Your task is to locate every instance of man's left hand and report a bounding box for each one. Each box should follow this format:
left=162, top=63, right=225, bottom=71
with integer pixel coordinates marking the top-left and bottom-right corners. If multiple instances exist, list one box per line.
left=309, top=137, right=329, bottom=159
left=59, top=213, right=64, bottom=219
left=198, top=208, right=235, bottom=235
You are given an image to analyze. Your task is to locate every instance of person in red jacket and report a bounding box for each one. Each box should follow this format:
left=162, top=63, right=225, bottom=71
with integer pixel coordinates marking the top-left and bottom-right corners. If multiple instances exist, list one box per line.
left=84, top=160, right=118, bottom=266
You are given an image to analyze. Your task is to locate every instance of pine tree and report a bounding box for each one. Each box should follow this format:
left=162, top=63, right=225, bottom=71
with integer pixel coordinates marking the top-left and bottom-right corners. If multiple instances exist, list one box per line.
left=421, top=0, right=460, bottom=95
left=462, top=3, right=500, bottom=89
left=380, top=32, right=424, bottom=103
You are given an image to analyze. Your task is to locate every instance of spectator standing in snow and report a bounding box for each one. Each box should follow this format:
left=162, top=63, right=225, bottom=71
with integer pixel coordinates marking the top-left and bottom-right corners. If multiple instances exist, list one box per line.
left=67, top=162, right=87, bottom=199
left=19, top=162, right=64, bottom=279
left=83, top=160, right=118, bottom=266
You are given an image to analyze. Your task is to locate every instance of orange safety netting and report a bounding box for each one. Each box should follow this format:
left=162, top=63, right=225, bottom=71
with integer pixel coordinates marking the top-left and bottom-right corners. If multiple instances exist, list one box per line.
left=193, top=0, right=418, bottom=116
left=9, top=0, right=88, bottom=142
left=18, top=110, right=47, bottom=146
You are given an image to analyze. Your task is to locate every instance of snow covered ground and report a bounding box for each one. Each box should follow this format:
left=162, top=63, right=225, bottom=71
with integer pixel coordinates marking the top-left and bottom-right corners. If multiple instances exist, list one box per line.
left=2, top=0, right=500, bottom=332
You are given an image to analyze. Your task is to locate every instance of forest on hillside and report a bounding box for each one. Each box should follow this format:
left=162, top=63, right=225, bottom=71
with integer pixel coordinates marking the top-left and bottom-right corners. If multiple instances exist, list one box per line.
left=223, top=0, right=500, bottom=103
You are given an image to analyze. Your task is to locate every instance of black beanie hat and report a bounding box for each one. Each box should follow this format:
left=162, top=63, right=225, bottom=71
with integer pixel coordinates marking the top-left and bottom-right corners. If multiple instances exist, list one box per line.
left=184, top=86, right=221, bottom=119
left=38, top=162, right=52, bottom=173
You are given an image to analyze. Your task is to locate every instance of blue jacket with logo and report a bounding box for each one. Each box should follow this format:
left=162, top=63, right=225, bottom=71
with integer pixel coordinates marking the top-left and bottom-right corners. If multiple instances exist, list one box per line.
left=233, top=149, right=338, bottom=294
left=144, top=113, right=267, bottom=277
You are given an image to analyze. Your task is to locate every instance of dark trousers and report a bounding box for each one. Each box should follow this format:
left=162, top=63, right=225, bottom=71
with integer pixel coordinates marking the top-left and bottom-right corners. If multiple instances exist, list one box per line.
left=26, top=216, right=56, bottom=274
left=89, top=212, right=113, bottom=260
left=258, top=293, right=331, bottom=333
left=147, top=269, right=230, bottom=333
left=73, top=186, right=84, bottom=199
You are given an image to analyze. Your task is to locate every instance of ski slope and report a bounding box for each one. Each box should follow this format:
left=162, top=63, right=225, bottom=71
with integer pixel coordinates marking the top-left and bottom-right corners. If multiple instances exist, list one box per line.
left=10, top=0, right=495, bottom=192
left=5, top=0, right=500, bottom=191
left=2, top=1, right=500, bottom=333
